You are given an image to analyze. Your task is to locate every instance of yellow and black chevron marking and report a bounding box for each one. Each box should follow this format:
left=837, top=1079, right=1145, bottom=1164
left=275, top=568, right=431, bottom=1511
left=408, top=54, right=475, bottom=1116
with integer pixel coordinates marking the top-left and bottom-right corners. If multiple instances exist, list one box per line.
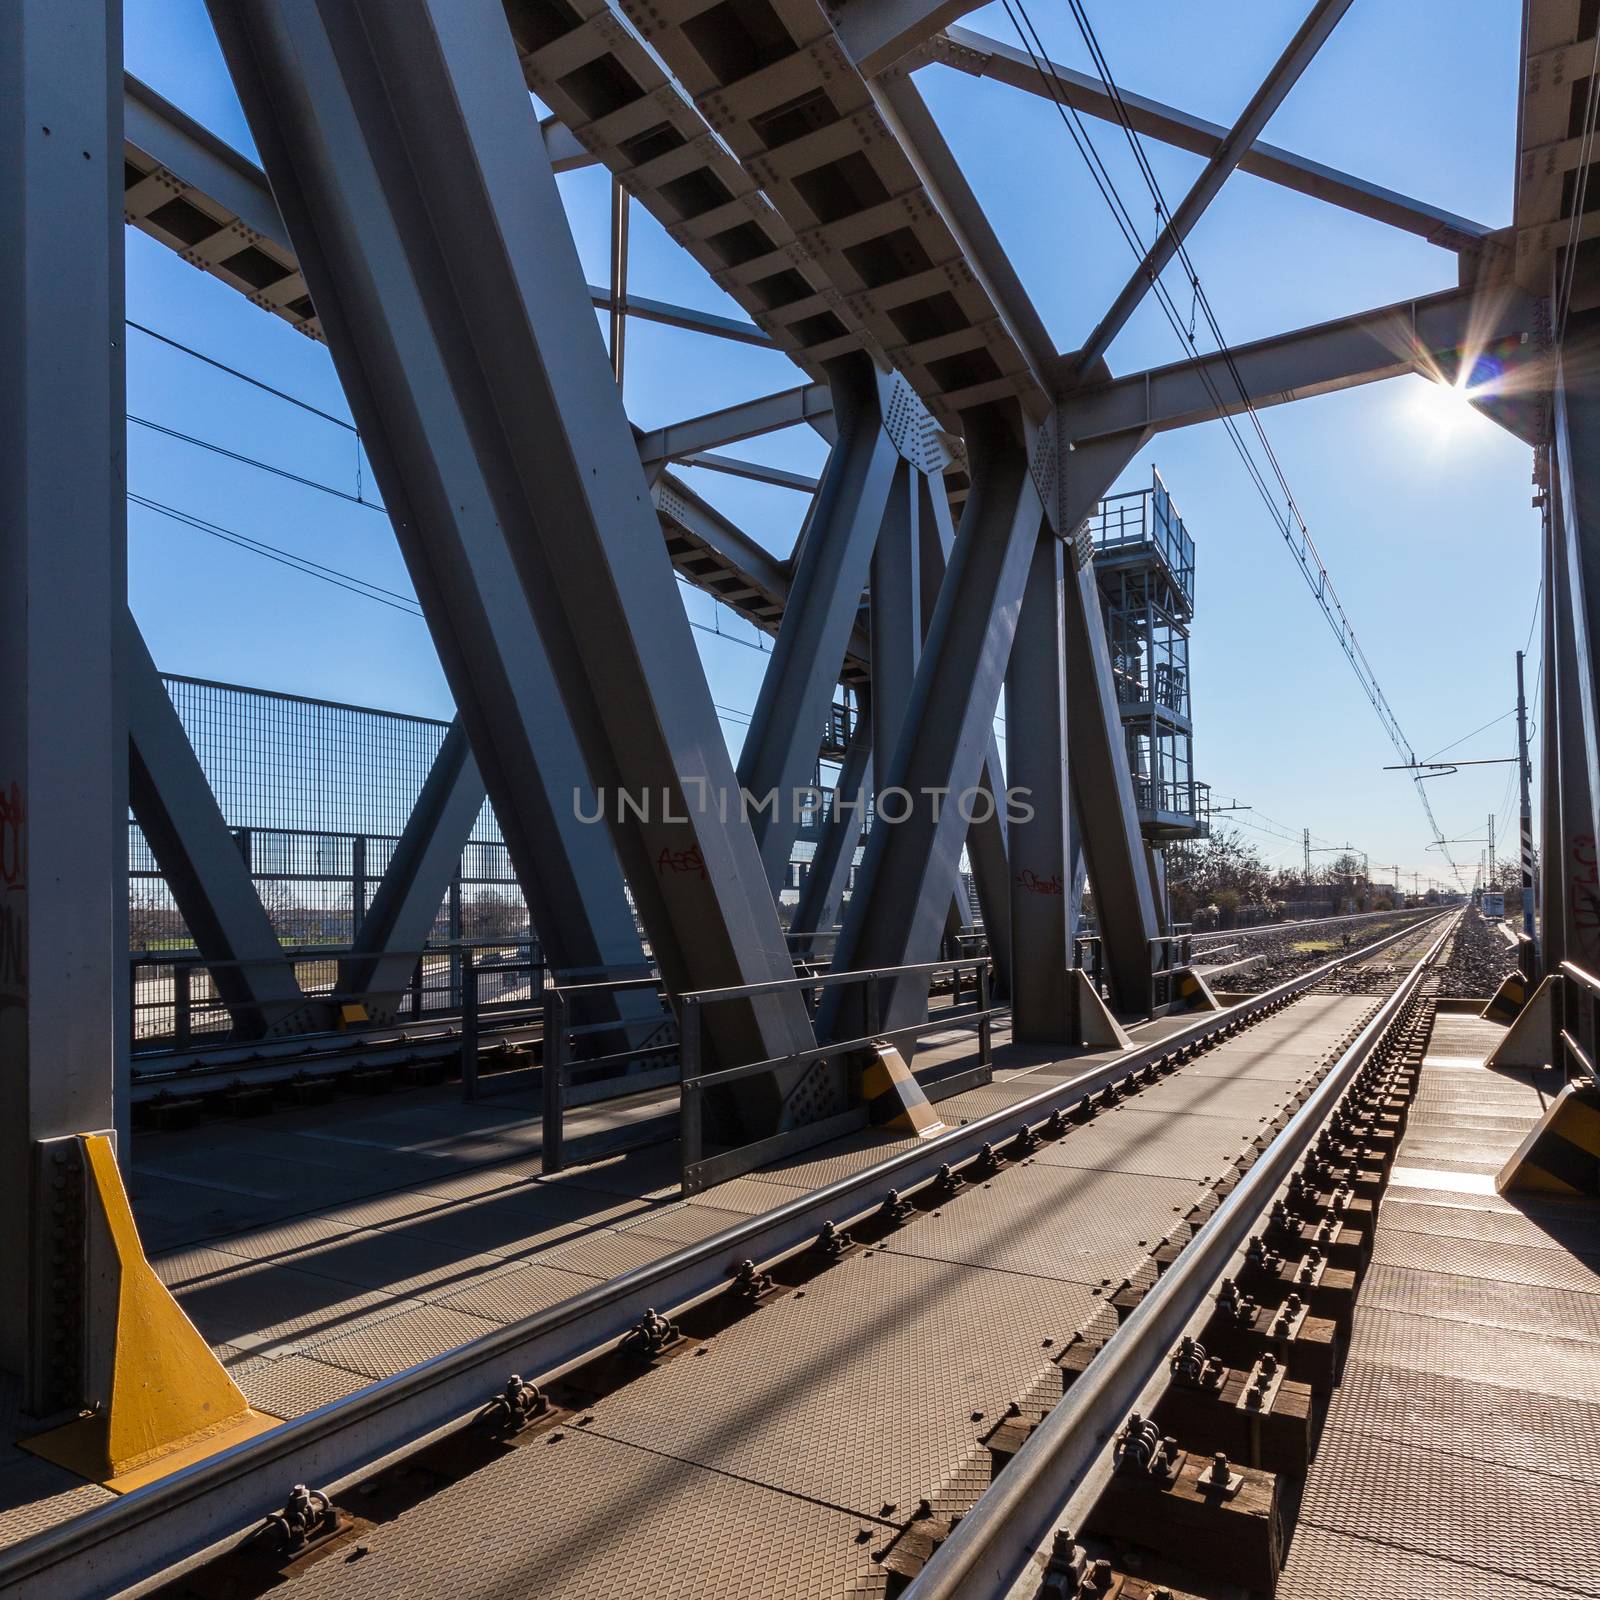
left=1497, top=1081, right=1600, bottom=1197
left=858, top=1043, right=945, bottom=1137
left=1482, top=970, right=1528, bottom=1023
left=1171, top=966, right=1220, bottom=1012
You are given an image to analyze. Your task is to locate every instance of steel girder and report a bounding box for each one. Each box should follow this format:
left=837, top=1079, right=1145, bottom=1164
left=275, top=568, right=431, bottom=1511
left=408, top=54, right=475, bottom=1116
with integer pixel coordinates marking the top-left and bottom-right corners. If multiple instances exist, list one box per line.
left=1071, top=0, right=1354, bottom=379
left=636, top=383, right=833, bottom=465
left=0, top=0, right=126, bottom=1401
left=126, top=615, right=320, bottom=1037
left=1058, top=433, right=1163, bottom=1010
left=207, top=0, right=813, bottom=1116
left=936, top=27, right=1493, bottom=254
left=739, top=356, right=902, bottom=891
left=1060, top=285, right=1541, bottom=444
left=824, top=402, right=1046, bottom=1034
left=338, top=718, right=486, bottom=1026
left=1005, top=532, right=1074, bottom=1039
left=122, top=74, right=770, bottom=352
left=915, top=460, right=1013, bottom=984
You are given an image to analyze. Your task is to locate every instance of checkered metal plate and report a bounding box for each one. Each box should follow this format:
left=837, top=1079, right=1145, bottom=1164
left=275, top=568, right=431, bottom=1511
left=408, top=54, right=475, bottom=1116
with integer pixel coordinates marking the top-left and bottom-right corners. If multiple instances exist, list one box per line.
left=1357, top=1262, right=1600, bottom=1341
left=884, top=1163, right=1199, bottom=1288
left=1378, top=1196, right=1600, bottom=1252
left=1372, top=1229, right=1600, bottom=1293
left=286, top=1426, right=881, bottom=1600
left=174, top=1262, right=402, bottom=1354
left=583, top=1249, right=1092, bottom=1520
left=1279, top=1523, right=1566, bottom=1600
left=299, top=1304, right=501, bottom=1380
left=1031, top=1108, right=1253, bottom=1182
left=1297, top=1432, right=1600, bottom=1595
left=433, top=1260, right=598, bottom=1325
left=230, top=1352, right=371, bottom=1418
left=1121, top=1073, right=1289, bottom=1121
left=0, top=1456, right=115, bottom=1548
left=1346, top=1306, right=1600, bottom=1402
left=538, top=1229, right=680, bottom=1279
left=286, top=1230, right=516, bottom=1302
left=1332, top=1359, right=1600, bottom=1481
left=619, top=1203, right=752, bottom=1247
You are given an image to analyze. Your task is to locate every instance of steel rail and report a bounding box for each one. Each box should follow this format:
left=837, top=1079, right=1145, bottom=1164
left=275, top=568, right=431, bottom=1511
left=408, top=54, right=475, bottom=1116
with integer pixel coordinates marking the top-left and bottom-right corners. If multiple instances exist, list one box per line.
left=901, top=912, right=1457, bottom=1600
left=0, top=913, right=1448, bottom=1600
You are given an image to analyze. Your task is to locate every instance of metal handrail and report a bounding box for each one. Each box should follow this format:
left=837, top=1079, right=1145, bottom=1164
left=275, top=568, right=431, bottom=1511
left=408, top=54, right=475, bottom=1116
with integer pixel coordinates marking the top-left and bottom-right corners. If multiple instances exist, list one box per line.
left=0, top=913, right=1447, bottom=1600
left=901, top=911, right=1456, bottom=1600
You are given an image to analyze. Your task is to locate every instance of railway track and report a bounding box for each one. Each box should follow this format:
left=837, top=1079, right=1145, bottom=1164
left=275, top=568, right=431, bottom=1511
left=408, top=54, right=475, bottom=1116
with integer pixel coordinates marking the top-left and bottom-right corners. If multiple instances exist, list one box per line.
left=0, top=913, right=1455, bottom=1600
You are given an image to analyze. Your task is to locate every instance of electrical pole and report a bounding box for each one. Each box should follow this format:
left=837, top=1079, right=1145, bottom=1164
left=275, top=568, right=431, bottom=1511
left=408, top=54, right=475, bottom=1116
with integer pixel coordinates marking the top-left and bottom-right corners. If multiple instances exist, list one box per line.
left=1516, top=649, right=1536, bottom=944
left=1302, top=827, right=1310, bottom=878
left=1487, top=813, right=1495, bottom=886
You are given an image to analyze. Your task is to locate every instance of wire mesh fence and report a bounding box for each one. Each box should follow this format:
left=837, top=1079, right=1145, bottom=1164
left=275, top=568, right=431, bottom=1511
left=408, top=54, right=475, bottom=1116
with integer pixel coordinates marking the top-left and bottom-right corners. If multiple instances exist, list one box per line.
left=130, top=674, right=535, bottom=1044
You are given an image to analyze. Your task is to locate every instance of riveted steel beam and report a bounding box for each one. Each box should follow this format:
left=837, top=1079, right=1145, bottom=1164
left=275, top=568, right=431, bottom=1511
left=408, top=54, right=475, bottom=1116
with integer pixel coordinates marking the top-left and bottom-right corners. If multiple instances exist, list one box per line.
left=1059, top=285, right=1541, bottom=446
left=1005, top=532, right=1074, bottom=1039
left=207, top=0, right=812, bottom=1118
left=0, top=0, right=126, bottom=1404
left=825, top=403, right=1046, bottom=1033
left=739, top=356, right=903, bottom=892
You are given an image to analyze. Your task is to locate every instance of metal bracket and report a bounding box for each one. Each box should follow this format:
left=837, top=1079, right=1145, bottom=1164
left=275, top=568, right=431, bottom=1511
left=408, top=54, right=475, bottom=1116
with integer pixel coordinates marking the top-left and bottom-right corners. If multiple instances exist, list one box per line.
left=260, top=1484, right=339, bottom=1555
left=1293, top=1248, right=1328, bottom=1290
left=1113, top=1413, right=1181, bottom=1484
left=475, top=1374, right=547, bottom=1436
left=1267, top=1292, right=1310, bottom=1343
left=1196, top=1451, right=1244, bottom=1498
left=1169, top=1336, right=1225, bottom=1392
left=1235, top=1353, right=1287, bottom=1415
left=620, top=1307, right=681, bottom=1359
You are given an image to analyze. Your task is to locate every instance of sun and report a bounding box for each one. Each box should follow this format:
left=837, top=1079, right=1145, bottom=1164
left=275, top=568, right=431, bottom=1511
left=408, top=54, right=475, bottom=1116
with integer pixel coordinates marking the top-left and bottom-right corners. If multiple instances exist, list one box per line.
left=1412, top=374, right=1477, bottom=439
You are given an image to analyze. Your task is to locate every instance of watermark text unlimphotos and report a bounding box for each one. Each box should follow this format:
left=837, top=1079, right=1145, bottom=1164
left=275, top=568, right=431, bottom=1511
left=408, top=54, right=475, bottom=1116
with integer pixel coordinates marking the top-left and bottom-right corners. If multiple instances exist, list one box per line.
left=573, top=782, right=1034, bottom=828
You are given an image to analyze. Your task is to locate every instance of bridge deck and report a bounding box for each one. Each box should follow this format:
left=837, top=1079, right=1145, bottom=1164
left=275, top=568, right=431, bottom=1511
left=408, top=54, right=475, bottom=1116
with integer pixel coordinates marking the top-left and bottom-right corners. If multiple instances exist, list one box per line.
left=1279, top=1009, right=1600, bottom=1598
left=0, top=1012, right=1200, bottom=1547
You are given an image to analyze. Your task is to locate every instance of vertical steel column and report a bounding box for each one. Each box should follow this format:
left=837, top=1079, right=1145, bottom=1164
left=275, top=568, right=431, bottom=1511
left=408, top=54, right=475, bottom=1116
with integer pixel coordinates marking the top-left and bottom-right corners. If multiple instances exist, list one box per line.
left=1005, top=532, right=1074, bottom=1040
left=1058, top=428, right=1162, bottom=1010
left=338, top=718, right=490, bottom=1024
left=126, top=614, right=316, bottom=1036
left=871, top=461, right=922, bottom=780
left=1517, top=650, right=1536, bottom=945
left=918, top=468, right=1013, bottom=987
left=208, top=0, right=813, bottom=1126
left=739, top=354, right=901, bottom=894
left=826, top=404, right=1046, bottom=1033
left=1542, top=488, right=1564, bottom=968
left=0, top=0, right=126, bottom=1403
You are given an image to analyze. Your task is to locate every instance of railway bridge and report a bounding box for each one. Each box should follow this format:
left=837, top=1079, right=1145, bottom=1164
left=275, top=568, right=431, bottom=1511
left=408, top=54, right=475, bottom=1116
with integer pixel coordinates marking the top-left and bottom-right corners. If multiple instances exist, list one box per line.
left=0, top=3, right=1596, bottom=1597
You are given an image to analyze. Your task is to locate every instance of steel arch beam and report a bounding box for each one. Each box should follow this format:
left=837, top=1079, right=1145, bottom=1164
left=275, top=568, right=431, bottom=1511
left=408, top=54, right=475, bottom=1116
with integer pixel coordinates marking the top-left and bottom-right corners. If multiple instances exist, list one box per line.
left=207, top=0, right=812, bottom=1114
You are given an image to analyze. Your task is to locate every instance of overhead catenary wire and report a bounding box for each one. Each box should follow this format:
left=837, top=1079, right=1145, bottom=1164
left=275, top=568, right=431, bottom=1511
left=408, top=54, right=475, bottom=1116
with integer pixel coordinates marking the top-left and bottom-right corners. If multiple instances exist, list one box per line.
left=1002, top=0, right=1464, bottom=887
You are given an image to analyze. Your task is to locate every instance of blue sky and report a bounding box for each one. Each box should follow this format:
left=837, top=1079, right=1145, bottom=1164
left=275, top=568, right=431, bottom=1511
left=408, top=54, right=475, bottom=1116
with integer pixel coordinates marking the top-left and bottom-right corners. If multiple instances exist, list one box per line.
left=125, top=0, right=1535, bottom=892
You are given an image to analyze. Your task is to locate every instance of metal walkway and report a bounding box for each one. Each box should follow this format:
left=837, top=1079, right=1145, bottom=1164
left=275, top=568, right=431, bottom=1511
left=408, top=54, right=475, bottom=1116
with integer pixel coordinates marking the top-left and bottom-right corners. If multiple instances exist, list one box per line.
left=1278, top=1009, right=1600, bottom=1600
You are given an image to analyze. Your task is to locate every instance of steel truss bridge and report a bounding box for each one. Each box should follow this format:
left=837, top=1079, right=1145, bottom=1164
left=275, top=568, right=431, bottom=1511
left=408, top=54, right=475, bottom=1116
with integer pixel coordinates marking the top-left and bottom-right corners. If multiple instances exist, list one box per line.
left=1, top=2, right=1597, bottom=1598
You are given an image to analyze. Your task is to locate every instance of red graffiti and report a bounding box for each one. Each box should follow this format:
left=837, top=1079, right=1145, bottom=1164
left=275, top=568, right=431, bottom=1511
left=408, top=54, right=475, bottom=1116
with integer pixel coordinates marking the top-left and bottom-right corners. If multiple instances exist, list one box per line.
left=0, top=781, right=23, bottom=890
left=1015, top=868, right=1064, bottom=896
left=657, top=844, right=707, bottom=880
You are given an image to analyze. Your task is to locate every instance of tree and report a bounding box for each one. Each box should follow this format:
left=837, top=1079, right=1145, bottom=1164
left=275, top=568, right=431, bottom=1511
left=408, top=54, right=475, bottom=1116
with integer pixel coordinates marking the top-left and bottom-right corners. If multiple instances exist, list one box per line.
left=1167, top=826, right=1274, bottom=926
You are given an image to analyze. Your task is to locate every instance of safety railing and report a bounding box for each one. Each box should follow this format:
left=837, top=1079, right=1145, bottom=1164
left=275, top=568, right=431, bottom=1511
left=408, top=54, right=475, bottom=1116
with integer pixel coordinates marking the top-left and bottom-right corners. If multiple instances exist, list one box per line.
left=129, top=938, right=544, bottom=1055
left=536, top=971, right=679, bottom=1171
left=677, top=956, right=999, bottom=1193
left=1555, top=960, right=1600, bottom=1083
